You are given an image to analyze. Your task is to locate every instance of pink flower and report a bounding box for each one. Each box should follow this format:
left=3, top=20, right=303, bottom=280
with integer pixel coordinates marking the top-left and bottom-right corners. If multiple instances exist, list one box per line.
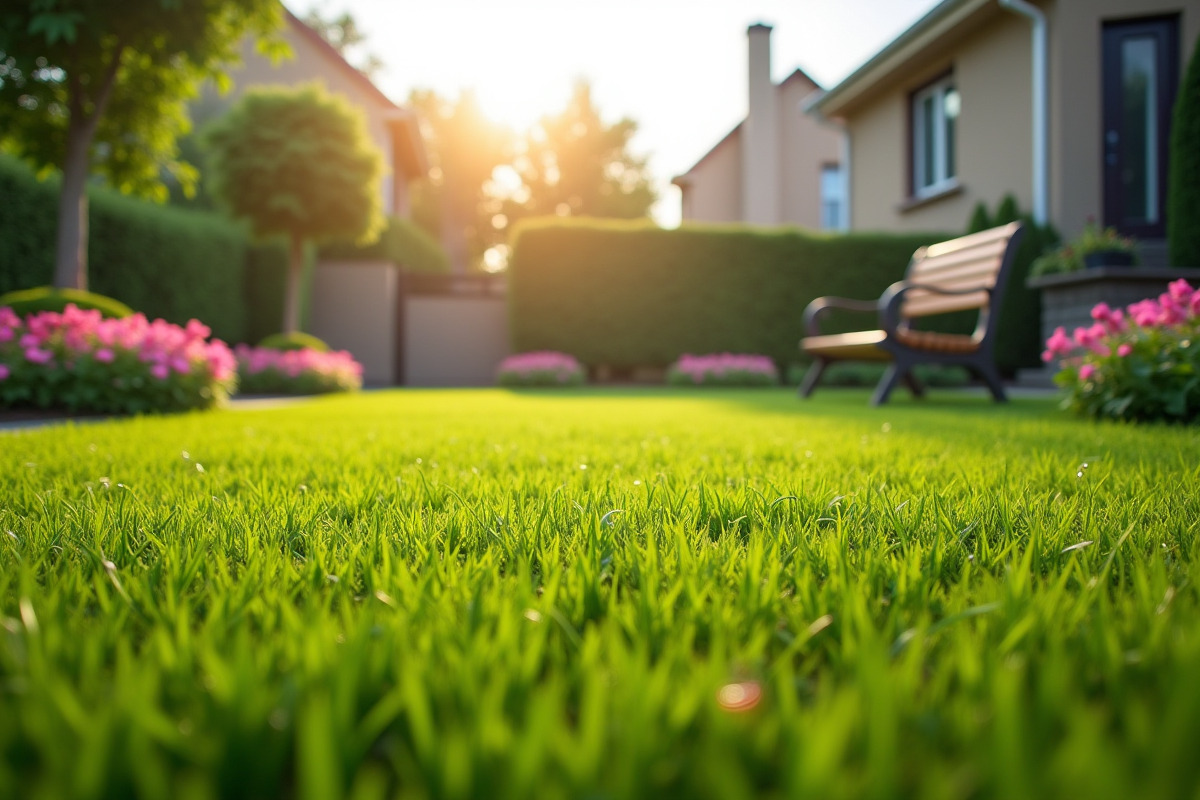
left=1078, top=363, right=1096, bottom=381
left=95, top=348, right=115, bottom=363
left=1117, top=343, right=1132, bottom=357
left=150, top=363, right=170, bottom=380
left=24, top=347, right=54, bottom=364
left=1044, top=326, right=1073, bottom=357
left=0, top=364, right=9, bottom=381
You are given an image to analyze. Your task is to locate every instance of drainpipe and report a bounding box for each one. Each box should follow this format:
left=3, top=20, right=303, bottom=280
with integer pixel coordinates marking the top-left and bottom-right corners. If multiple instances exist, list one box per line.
left=999, top=0, right=1048, bottom=226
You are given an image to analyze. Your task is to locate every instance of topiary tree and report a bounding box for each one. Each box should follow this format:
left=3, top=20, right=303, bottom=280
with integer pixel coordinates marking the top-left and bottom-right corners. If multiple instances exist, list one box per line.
left=203, top=83, right=384, bottom=333
left=1169, top=34, right=1200, bottom=266
left=967, top=201, right=991, bottom=234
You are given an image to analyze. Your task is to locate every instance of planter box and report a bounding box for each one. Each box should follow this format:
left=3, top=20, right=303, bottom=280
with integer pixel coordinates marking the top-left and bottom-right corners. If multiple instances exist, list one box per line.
left=1019, top=267, right=1200, bottom=387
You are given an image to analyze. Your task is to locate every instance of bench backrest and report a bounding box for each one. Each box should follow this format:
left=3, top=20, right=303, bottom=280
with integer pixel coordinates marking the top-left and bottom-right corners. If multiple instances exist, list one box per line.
left=900, top=221, right=1024, bottom=319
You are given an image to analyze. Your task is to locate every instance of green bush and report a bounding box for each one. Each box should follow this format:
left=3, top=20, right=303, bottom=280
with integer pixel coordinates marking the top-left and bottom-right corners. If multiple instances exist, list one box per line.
left=258, top=331, right=330, bottom=352
left=320, top=215, right=451, bottom=273
left=1169, top=34, right=1200, bottom=266
left=508, top=219, right=950, bottom=370
left=0, top=155, right=248, bottom=342
left=0, top=286, right=133, bottom=318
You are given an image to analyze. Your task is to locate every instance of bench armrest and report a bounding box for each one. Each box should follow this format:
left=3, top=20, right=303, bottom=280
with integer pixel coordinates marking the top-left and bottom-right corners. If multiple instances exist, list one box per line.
left=878, top=281, right=993, bottom=333
left=803, top=296, right=879, bottom=336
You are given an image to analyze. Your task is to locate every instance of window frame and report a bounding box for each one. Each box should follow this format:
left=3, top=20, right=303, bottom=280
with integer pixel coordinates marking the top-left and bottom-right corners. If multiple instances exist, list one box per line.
left=909, top=72, right=958, bottom=199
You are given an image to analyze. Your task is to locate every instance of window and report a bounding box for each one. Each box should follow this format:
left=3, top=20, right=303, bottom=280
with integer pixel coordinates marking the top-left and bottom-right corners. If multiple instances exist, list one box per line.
left=912, top=75, right=959, bottom=197
left=820, top=164, right=846, bottom=230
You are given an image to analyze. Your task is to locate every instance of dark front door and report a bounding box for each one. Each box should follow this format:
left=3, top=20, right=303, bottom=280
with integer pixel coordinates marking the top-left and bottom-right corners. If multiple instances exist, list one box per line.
left=1102, top=16, right=1179, bottom=238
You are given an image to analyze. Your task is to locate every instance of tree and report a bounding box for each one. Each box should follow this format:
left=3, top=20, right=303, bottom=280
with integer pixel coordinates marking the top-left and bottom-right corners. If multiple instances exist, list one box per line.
left=204, top=84, right=384, bottom=333
left=1169, top=34, right=1200, bottom=267
left=301, top=9, right=384, bottom=79
left=504, top=80, right=656, bottom=224
left=0, top=0, right=285, bottom=291
left=408, top=89, right=513, bottom=271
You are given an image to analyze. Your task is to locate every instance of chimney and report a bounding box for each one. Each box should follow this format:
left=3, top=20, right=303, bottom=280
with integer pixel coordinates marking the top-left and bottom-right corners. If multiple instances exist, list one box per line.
left=743, top=23, right=779, bottom=225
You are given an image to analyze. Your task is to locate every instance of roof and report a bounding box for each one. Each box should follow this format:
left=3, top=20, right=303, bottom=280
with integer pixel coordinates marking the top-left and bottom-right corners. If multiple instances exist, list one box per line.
left=672, top=67, right=824, bottom=185
left=812, top=0, right=1001, bottom=117
left=284, top=8, right=429, bottom=177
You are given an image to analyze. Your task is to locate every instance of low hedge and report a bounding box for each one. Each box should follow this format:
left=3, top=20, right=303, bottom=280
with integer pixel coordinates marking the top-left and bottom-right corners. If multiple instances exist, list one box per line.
left=509, top=218, right=1043, bottom=374
left=0, top=287, right=133, bottom=319
left=0, top=155, right=250, bottom=343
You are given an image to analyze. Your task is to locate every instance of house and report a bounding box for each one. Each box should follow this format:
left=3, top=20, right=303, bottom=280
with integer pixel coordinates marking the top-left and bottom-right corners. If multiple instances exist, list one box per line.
left=192, top=8, right=429, bottom=219
left=672, top=24, right=847, bottom=230
left=809, top=0, right=1200, bottom=262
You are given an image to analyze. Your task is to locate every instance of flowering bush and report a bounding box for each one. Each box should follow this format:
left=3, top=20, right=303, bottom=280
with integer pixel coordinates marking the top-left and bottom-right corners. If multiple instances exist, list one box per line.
left=234, top=345, right=363, bottom=394
left=496, top=351, right=585, bottom=387
left=0, top=304, right=236, bottom=414
left=1043, top=278, right=1200, bottom=422
left=667, top=353, right=780, bottom=387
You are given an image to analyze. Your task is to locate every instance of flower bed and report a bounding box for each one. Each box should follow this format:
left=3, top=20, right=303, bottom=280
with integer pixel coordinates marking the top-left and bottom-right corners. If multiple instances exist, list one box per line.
left=0, top=304, right=235, bottom=414
left=234, top=345, right=363, bottom=394
left=1043, top=278, right=1200, bottom=422
left=668, top=353, right=780, bottom=387
left=496, top=351, right=585, bottom=387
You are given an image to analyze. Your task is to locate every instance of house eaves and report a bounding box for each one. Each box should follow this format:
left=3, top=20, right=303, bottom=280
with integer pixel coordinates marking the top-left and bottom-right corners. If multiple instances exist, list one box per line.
left=812, top=0, right=1001, bottom=118
left=284, top=8, right=429, bottom=178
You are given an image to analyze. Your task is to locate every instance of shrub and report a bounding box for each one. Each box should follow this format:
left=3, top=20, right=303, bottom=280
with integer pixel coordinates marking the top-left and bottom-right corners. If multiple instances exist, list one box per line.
left=234, top=345, right=362, bottom=395
left=496, top=351, right=585, bottom=387
left=258, top=331, right=330, bottom=352
left=508, top=219, right=945, bottom=369
left=0, top=286, right=133, bottom=319
left=319, top=216, right=451, bottom=273
left=1042, top=278, right=1200, bottom=422
left=0, top=304, right=236, bottom=414
left=0, top=155, right=249, bottom=343
left=667, top=353, right=779, bottom=387
left=1169, top=34, right=1200, bottom=266
left=1031, top=220, right=1137, bottom=276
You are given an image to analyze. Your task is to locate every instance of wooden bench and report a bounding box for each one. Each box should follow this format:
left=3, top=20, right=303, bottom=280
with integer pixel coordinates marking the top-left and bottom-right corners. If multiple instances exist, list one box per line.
left=799, top=222, right=1025, bottom=405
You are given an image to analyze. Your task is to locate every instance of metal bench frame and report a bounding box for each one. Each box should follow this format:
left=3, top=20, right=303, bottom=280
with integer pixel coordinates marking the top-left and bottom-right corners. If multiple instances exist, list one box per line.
left=799, top=222, right=1025, bottom=406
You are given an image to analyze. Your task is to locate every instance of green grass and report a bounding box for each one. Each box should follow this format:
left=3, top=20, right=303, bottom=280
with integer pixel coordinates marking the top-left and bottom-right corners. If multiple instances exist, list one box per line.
left=2, top=388, right=1199, bottom=799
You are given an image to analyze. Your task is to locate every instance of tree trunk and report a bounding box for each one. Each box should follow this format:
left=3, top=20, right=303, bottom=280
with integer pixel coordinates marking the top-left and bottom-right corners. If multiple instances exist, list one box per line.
left=282, top=235, right=305, bottom=333
left=53, top=122, right=92, bottom=290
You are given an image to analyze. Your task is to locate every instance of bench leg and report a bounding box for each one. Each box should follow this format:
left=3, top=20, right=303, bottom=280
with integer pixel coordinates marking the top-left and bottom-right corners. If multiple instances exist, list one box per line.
left=903, top=370, right=926, bottom=398
left=799, top=359, right=828, bottom=399
left=871, top=363, right=906, bottom=406
left=972, top=361, right=1008, bottom=402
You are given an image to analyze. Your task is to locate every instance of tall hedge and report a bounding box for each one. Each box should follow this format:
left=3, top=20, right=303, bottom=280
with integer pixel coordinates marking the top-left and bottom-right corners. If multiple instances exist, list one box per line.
left=509, top=219, right=948, bottom=370
left=0, top=155, right=250, bottom=342
left=1169, top=33, right=1200, bottom=266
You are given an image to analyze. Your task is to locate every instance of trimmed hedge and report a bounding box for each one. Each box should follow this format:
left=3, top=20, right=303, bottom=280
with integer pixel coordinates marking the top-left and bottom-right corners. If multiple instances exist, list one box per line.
left=0, top=287, right=133, bottom=318
left=0, top=155, right=250, bottom=343
left=320, top=215, right=450, bottom=273
left=509, top=219, right=948, bottom=370
left=509, top=218, right=1045, bottom=375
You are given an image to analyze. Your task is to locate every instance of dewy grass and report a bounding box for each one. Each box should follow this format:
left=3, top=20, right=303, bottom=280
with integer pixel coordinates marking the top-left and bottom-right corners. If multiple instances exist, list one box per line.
left=1, top=388, right=1199, bottom=799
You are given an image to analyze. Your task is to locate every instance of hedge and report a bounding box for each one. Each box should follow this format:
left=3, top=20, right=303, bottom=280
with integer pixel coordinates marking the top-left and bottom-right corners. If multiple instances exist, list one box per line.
left=0, top=155, right=250, bottom=343
left=509, top=218, right=1041, bottom=374
left=319, top=215, right=450, bottom=273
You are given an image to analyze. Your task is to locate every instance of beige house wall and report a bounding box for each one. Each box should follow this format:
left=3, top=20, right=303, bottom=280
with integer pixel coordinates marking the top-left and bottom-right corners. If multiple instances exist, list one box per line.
left=402, top=297, right=510, bottom=387
left=836, top=0, right=1200, bottom=240
left=1052, top=0, right=1200, bottom=236
left=678, top=134, right=743, bottom=223
left=778, top=78, right=844, bottom=228
left=194, top=24, right=408, bottom=217
left=308, top=262, right=397, bottom=386
left=846, top=13, right=1033, bottom=233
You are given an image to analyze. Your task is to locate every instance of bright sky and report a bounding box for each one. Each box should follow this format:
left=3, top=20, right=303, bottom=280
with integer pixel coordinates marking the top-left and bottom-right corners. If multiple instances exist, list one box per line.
left=285, top=0, right=943, bottom=227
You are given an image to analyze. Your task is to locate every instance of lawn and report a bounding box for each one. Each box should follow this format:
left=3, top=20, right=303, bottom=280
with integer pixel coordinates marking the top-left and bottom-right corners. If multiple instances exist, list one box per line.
left=2, top=388, right=1198, bottom=799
